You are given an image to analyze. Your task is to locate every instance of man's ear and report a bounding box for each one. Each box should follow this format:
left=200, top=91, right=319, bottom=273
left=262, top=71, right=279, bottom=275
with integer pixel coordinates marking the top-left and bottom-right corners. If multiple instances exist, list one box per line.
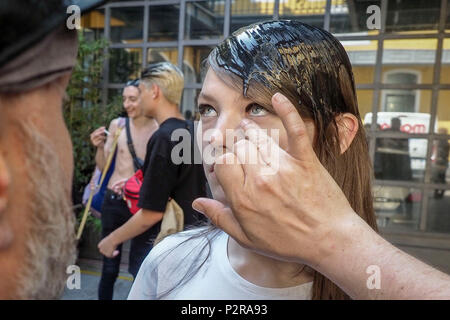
left=335, top=113, right=359, bottom=154
left=151, top=84, right=160, bottom=100
left=0, top=154, right=9, bottom=214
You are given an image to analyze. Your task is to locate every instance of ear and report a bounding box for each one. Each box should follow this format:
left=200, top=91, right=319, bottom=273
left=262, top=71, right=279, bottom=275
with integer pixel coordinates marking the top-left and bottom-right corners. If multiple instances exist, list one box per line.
left=0, top=153, right=9, bottom=214
left=151, top=84, right=160, bottom=100
left=335, top=113, right=359, bottom=154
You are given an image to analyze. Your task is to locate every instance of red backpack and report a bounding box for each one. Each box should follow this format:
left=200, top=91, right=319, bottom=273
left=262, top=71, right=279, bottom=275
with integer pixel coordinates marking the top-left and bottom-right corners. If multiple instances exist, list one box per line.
left=123, top=169, right=143, bottom=214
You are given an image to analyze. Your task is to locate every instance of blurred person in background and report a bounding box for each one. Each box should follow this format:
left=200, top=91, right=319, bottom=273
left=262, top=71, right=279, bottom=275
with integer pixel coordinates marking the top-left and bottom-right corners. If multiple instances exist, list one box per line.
left=432, top=128, right=450, bottom=198
left=98, top=62, right=207, bottom=278
left=92, top=79, right=158, bottom=300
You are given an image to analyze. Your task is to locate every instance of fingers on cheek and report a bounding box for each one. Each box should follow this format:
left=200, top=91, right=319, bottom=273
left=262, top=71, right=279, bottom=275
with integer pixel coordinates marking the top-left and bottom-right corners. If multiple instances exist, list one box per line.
left=214, top=152, right=239, bottom=175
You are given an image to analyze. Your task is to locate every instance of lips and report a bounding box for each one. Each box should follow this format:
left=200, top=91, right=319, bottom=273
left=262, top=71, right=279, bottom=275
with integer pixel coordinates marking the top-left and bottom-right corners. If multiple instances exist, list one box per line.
left=207, top=162, right=215, bottom=173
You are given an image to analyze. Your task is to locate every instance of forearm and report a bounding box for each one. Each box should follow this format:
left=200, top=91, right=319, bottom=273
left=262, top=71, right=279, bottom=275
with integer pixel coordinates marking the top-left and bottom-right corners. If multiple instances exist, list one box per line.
left=109, top=209, right=163, bottom=246
left=95, top=147, right=106, bottom=170
left=312, top=214, right=450, bottom=299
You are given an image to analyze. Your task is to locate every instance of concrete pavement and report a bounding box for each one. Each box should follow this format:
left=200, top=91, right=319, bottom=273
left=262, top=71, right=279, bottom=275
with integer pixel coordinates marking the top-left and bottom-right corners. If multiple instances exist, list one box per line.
left=61, top=258, right=134, bottom=300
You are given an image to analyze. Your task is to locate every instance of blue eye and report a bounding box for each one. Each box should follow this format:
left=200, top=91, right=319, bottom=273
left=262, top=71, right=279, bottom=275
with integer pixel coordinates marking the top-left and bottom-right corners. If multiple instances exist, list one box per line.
left=198, top=104, right=217, bottom=117
left=248, top=104, right=268, bottom=116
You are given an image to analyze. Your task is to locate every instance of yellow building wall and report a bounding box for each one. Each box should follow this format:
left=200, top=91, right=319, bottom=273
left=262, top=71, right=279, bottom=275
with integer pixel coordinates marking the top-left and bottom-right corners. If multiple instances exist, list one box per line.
left=353, top=64, right=450, bottom=131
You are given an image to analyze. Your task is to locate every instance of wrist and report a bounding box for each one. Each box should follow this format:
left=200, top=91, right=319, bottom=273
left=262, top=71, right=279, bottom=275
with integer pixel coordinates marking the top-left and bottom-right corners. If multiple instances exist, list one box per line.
left=108, top=231, right=121, bottom=247
left=310, top=211, right=368, bottom=270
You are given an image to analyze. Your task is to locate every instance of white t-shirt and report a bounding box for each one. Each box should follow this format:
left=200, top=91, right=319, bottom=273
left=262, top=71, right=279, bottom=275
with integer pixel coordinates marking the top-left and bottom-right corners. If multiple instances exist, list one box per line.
left=128, top=228, right=313, bottom=300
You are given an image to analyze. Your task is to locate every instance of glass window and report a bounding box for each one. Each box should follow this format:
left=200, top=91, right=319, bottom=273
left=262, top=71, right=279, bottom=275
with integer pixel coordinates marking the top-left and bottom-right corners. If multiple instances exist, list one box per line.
left=185, top=1, right=225, bottom=40
left=447, top=0, right=450, bottom=30
left=382, top=69, right=434, bottom=116
left=427, top=188, right=450, bottom=233
left=362, top=90, right=432, bottom=132
left=182, top=88, right=201, bottom=116
left=110, top=6, right=144, bottom=43
left=357, top=89, right=374, bottom=123
left=440, top=39, right=450, bottom=84
left=382, top=39, right=437, bottom=84
left=342, top=39, right=378, bottom=66
left=231, top=0, right=273, bottom=33
left=108, top=88, right=124, bottom=111
left=110, top=0, right=171, bottom=1
left=381, top=89, right=432, bottom=130
left=81, top=9, right=106, bottom=40
left=430, top=137, right=450, bottom=187
left=280, top=0, right=325, bottom=29
left=382, top=88, right=431, bottom=115
left=384, top=93, right=416, bottom=112
left=374, top=137, right=428, bottom=182
left=330, top=0, right=381, bottom=35
left=386, top=0, right=440, bottom=34
left=183, top=46, right=215, bottom=83
left=381, top=71, right=421, bottom=113
left=342, top=39, right=378, bottom=84
left=437, top=91, right=450, bottom=135
left=149, top=5, right=180, bottom=41
left=109, top=48, right=143, bottom=83
left=432, top=91, right=450, bottom=187
left=374, top=186, right=422, bottom=231
left=147, top=48, right=178, bottom=65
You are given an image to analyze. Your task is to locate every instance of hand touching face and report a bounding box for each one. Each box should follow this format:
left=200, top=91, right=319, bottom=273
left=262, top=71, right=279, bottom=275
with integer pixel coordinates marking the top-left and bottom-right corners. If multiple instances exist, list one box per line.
left=197, top=68, right=316, bottom=204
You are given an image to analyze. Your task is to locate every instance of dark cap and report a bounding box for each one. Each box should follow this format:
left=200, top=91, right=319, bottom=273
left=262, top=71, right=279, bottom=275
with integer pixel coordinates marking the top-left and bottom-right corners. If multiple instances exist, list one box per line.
left=0, top=0, right=107, bottom=69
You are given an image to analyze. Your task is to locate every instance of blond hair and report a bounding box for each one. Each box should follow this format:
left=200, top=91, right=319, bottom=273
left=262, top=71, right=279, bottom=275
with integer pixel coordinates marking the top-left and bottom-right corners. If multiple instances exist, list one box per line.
left=141, top=62, right=184, bottom=106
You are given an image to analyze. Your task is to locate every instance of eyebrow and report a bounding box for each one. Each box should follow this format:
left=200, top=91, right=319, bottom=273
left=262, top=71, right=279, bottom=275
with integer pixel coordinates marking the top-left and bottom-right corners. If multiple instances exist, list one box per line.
left=197, top=92, right=218, bottom=104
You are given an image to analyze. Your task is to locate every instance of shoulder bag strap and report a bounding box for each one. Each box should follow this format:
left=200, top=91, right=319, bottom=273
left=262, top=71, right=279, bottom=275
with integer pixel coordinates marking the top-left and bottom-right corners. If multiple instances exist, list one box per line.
left=125, top=117, right=144, bottom=172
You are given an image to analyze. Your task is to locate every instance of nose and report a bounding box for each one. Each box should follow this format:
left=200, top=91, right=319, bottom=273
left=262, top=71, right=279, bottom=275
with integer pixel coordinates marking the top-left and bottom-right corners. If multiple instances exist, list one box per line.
left=207, top=112, right=244, bottom=152
left=124, top=101, right=133, bottom=110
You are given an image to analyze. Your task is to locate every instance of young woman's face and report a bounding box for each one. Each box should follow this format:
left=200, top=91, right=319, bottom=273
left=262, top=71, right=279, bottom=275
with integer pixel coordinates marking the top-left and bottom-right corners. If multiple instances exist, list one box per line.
left=197, top=68, right=315, bottom=204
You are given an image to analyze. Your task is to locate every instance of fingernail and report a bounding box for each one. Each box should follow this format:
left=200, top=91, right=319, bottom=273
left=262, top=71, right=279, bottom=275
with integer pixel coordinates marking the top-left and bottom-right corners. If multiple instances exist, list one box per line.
left=274, top=92, right=287, bottom=103
left=192, top=202, right=204, bottom=215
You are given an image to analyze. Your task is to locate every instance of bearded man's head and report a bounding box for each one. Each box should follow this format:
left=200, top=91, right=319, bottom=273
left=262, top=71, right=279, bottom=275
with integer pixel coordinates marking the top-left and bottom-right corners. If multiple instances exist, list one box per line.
left=0, top=0, right=107, bottom=299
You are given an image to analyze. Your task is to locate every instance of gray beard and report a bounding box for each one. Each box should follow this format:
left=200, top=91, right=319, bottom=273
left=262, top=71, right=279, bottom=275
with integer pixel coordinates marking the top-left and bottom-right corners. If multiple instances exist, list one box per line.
left=14, top=120, right=77, bottom=299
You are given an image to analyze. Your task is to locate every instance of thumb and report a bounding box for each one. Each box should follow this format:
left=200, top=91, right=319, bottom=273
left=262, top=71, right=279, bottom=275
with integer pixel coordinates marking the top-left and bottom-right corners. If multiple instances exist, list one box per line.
left=193, top=198, right=249, bottom=243
left=112, top=250, right=120, bottom=258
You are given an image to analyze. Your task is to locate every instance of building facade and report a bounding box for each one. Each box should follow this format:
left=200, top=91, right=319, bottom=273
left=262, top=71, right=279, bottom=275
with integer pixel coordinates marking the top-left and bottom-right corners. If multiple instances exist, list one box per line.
left=82, top=0, right=450, bottom=272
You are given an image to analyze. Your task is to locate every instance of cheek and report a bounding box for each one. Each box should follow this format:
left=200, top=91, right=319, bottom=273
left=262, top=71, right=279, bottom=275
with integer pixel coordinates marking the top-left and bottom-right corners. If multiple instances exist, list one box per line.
left=31, top=93, right=74, bottom=184
left=140, top=94, right=148, bottom=106
left=54, top=124, right=74, bottom=182
left=42, top=111, right=74, bottom=184
left=197, top=119, right=215, bottom=151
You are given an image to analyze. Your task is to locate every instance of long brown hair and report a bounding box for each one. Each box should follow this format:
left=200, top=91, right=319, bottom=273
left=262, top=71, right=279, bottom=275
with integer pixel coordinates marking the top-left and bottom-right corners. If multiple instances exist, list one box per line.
left=148, top=20, right=377, bottom=300
left=207, top=20, right=378, bottom=300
